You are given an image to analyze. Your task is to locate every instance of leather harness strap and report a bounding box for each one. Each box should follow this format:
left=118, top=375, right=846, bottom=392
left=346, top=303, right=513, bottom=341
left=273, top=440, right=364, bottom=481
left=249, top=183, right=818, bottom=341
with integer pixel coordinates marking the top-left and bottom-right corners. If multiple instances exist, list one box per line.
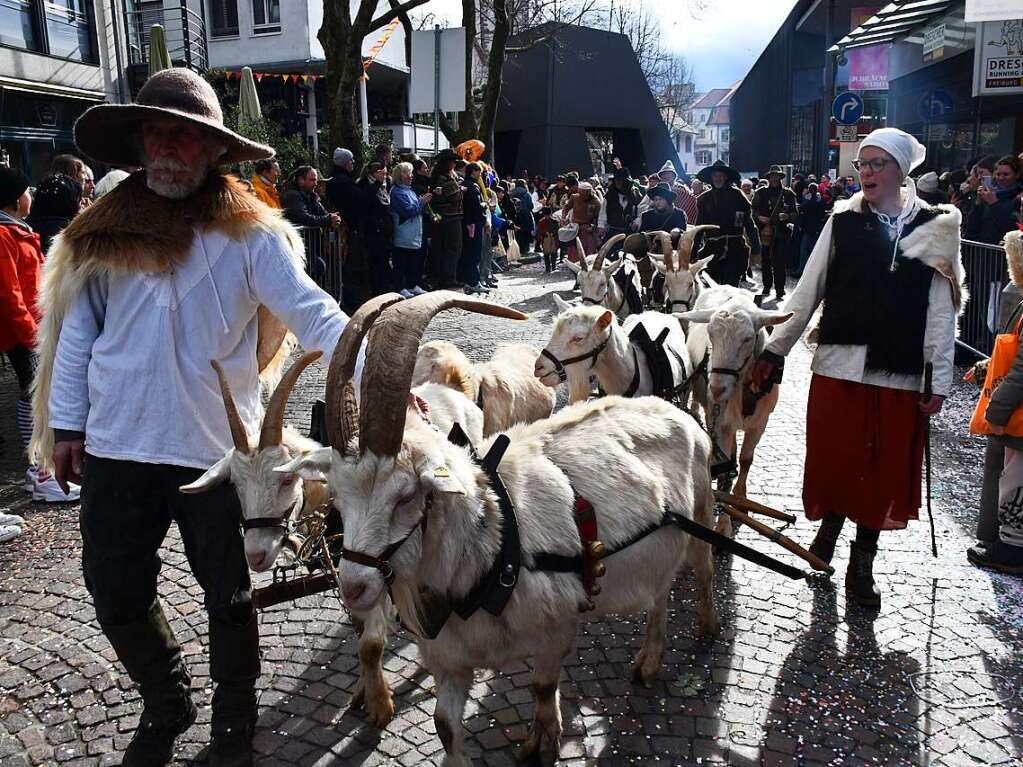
left=540, top=337, right=609, bottom=383
left=241, top=500, right=300, bottom=533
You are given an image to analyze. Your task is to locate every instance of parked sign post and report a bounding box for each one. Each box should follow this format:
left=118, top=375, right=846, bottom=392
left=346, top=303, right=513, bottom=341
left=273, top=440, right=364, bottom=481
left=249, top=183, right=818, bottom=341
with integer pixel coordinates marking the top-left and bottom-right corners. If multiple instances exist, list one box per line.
left=411, top=27, right=467, bottom=153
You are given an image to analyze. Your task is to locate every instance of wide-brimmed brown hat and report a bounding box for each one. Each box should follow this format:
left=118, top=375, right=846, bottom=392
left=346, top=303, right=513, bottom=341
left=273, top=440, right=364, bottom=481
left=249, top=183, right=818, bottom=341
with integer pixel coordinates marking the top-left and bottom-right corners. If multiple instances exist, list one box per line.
left=696, top=160, right=740, bottom=186
left=764, top=165, right=787, bottom=179
left=74, top=68, right=274, bottom=166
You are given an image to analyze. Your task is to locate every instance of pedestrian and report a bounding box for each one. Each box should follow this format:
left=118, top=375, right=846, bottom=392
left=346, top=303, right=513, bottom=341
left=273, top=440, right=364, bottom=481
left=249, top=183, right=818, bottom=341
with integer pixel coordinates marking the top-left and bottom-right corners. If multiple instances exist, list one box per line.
left=358, top=160, right=395, bottom=295
left=326, top=147, right=368, bottom=309
left=428, top=148, right=464, bottom=289
left=250, top=158, right=281, bottom=208
left=545, top=175, right=570, bottom=209
left=694, top=159, right=759, bottom=287
left=81, top=164, right=95, bottom=207
left=915, top=171, right=948, bottom=206
left=740, top=179, right=753, bottom=200
left=752, top=127, right=963, bottom=609
left=459, top=161, right=488, bottom=294
left=598, top=166, right=641, bottom=247
left=510, top=179, right=535, bottom=256
left=0, top=166, right=79, bottom=509
left=966, top=155, right=1021, bottom=245
left=751, top=165, right=798, bottom=301
left=25, top=173, right=83, bottom=254
left=282, top=165, right=340, bottom=291
left=93, top=168, right=130, bottom=199
left=640, top=184, right=687, bottom=232
left=561, top=180, right=600, bottom=261
left=389, top=161, right=432, bottom=297
left=657, top=159, right=698, bottom=223
left=33, top=68, right=354, bottom=765
left=794, top=182, right=826, bottom=276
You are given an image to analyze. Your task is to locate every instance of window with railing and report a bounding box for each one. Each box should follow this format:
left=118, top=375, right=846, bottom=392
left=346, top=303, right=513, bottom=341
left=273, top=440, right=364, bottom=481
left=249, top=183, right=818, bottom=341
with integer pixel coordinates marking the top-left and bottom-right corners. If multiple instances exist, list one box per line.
left=251, top=0, right=279, bottom=34
left=0, top=0, right=95, bottom=62
left=209, top=0, right=238, bottom=37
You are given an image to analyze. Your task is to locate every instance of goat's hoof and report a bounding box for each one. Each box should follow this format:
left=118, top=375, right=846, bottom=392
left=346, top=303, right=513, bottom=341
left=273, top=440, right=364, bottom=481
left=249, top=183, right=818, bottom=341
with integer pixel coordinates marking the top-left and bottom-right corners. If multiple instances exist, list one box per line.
left=698, top=612, right=721, bottom=638
left=363, top=688, right=395, bottom=728
left=630, top=651, right=659, bottom=688
left=517, top=732, right=560, bottom=765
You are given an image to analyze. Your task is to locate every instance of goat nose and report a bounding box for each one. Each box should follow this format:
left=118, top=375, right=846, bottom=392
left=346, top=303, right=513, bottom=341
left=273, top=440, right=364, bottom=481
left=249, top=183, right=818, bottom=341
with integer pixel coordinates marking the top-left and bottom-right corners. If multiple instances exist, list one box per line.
left=710, top=384, right=727, bottom=402
left=342, top=581, right=367, bottom=605
left=247, top=551, right=266, bottom=570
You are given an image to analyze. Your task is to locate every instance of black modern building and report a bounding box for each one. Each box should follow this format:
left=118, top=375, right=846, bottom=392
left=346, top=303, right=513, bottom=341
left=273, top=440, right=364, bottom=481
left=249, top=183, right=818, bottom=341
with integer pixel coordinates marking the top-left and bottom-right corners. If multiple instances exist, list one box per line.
left=494, top=23, right=681, bottom=179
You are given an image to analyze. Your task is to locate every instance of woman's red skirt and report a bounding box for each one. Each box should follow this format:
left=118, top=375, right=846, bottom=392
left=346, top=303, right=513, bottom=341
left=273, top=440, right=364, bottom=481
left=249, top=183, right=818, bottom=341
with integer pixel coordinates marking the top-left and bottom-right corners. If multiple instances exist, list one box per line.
left=803, top=374, right=926, bottom=531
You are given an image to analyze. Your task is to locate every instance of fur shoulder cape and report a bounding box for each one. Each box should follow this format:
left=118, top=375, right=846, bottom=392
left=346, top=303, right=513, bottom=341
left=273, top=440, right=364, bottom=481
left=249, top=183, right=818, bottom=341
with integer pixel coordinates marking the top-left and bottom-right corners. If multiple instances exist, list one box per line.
left=833, top=191, right=968, bottom=312
left=29, top=172, right=303, bottom=469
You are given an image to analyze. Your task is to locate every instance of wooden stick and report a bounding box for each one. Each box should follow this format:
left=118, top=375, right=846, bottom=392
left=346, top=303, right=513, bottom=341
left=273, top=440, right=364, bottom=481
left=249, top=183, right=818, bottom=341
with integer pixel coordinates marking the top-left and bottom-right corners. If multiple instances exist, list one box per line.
left=718, top=503, right=834, bottom=575
left=714, top=491, right=797, bottom=524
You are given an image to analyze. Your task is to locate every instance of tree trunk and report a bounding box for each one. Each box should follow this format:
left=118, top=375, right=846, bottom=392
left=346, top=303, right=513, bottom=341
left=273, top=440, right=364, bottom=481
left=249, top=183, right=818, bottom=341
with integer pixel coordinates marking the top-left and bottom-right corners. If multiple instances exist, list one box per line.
left=477, top=0, right=510, bottom=165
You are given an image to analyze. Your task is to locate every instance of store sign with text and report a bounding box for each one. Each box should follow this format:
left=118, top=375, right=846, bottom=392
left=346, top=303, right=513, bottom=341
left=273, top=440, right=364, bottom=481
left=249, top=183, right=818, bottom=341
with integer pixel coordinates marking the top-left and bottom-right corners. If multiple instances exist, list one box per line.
left=966, top=0, right=1022, bottom=23
left=849, top=44, right=892, bottom=90
left=972, top=18, right=1023, bottom=96
left=923, top=23, right=946, bottom=62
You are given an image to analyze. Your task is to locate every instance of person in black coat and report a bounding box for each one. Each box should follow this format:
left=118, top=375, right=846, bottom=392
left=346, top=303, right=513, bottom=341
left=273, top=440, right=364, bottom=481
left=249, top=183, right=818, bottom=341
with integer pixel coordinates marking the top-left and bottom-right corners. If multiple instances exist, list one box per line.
left=639, top=184, right=686, bottom=232
left=967, top=155, right=1022, bottom=245
left=510, top=179, right=535, bottom=255
left=358, top=161, right=395, bottom=295
left=282, top=166, right=339, bottom=294
left=795, top=183, right=827, bottom=277
left=459, top=162, right=488, bottom=294
left=26, top=174, right=82, bottom=253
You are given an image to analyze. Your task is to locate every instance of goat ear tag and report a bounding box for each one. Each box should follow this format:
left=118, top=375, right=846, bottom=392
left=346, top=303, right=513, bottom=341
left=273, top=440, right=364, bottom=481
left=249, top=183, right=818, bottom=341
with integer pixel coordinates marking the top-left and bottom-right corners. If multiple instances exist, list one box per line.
left=432, top=466, right=450, bottom=478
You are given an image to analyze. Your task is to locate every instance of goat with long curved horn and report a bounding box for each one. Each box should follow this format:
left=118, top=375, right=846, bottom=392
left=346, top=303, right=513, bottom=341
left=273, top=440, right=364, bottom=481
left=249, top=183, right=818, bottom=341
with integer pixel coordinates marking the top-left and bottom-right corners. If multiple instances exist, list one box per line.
left=678, top=225, right=719, bottom=268
left=593, top=233, right=626, bottom=272
left=211, top=360, right=251, bottom=453
left=324, top=293, right=405, bottom=455
left=359, top=292, right=529, bottom=458
left=650, top=232, right=673, bottom=266
left=258, top=351, right=323, bottom=449
left=575, top=236, right=588, bottom=265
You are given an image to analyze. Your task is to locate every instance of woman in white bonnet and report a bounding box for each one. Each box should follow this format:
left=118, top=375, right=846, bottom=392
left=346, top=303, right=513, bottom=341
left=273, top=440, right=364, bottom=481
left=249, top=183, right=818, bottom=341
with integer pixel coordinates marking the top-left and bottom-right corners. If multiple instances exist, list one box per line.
left=750, top=127, right=966, bottom=609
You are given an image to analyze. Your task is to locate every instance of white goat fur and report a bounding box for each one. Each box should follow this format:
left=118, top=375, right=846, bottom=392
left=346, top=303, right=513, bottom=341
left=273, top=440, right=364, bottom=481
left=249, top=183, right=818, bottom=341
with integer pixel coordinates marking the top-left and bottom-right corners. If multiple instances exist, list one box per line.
left=677, top=287, right=792, bottom=528
left=537, top=297, right=698, bottom=415
left=566, top=255, right=641, bottom=319
left=411, top=341, right=555, bottom=436
left=282, top=395, right=719, bottom=765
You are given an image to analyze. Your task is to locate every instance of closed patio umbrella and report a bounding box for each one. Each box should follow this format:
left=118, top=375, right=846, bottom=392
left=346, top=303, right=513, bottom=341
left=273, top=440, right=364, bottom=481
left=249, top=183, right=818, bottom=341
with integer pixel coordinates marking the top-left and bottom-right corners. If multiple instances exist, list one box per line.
left=239, top=66, right=262, bottom=124
left=147, top=24, right=172, bottom=78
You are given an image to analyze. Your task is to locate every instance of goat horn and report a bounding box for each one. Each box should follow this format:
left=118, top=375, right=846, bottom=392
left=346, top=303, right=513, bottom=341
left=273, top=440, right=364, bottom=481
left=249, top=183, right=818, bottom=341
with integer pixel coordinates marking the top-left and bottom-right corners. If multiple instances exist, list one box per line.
left=593, top=233, right=625, bottom=271
left=360, top=292, right=528, bottom=458
left=651, top=232, right=674, bottom=271
left=679, top=224, right=720, bottom=267
left=210, top=360, right=250, bottom=453
left=575, top=236, right=588, bottom=263
left=325, top=293, right=404, bottom=454
left=259, top=350, right=323, bottom=449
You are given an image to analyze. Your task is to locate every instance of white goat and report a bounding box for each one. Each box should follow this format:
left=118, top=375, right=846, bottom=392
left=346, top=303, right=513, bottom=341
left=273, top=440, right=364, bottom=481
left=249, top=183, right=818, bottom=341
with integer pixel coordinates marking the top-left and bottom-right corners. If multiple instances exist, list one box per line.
left=536, top=297, right=697, bottom=414
left=653, top=226, right=720, bottom=314
left=677, top=288, right=792, bottom=527
left=280, top=291, right=719, bottom=767
left=412, top=340, right=554, bottom=436
left=180, top=353, right=398, bottom=727
left=565, top=234, right=642, bottom=319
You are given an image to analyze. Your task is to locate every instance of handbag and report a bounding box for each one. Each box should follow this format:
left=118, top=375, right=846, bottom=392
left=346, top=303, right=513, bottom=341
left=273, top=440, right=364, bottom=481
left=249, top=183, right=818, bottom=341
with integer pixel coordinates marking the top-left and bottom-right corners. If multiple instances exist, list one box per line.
left=558, top=208, right=578, bottom=243
left=970, top=315, right=1023, bottom=436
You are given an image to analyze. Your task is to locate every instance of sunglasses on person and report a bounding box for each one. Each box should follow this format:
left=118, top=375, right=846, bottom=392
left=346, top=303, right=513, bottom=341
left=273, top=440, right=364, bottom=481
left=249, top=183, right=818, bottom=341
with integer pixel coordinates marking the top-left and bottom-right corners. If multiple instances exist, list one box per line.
left=851, top=158, right=892, bottom=173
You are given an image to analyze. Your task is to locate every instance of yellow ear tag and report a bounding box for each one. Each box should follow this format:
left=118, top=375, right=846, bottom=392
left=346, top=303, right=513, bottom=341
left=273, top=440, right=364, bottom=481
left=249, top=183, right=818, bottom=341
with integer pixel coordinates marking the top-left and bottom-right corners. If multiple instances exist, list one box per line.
left=433, top=466, right=451, bottom=478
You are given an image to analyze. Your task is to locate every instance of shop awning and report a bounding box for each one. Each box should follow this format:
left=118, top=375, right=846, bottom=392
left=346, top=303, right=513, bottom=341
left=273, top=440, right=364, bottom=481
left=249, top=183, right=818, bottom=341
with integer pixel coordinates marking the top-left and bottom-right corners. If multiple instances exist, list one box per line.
left=828, top=0, right=957, bottom=51
left=0, top=75, right=106, bottom=101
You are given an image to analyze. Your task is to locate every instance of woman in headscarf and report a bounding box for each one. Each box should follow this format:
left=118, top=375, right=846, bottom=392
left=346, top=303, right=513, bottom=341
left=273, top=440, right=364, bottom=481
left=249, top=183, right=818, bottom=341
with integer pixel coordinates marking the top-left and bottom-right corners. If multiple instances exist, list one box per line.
left=751, top=128, right=965, bottom=609
left=26, top=174, right=83, bottom=253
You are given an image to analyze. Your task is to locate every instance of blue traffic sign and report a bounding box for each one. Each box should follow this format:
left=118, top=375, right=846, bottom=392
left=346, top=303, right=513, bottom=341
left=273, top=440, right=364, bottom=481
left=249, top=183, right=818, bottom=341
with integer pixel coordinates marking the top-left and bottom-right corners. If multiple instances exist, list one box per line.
left=832, top=92, right=864, bottom=125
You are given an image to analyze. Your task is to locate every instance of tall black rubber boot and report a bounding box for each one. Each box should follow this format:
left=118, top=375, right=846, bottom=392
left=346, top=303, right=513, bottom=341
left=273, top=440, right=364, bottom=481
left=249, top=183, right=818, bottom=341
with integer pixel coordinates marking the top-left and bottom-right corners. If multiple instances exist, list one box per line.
left=102, top=601, right=197, bottom=767
left=846, top=541, right=882, bottom=609
left=808, top=512, right=846, bottom=566
left=207, top=603, right=261, bottom=767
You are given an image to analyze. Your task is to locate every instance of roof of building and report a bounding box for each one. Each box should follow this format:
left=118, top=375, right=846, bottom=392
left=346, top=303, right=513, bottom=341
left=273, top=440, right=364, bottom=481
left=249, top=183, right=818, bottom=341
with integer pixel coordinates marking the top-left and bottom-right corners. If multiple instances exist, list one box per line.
left=661, top=107, right=697, bottom=135
left=707, top=105, right=730, bottom=126
left=691, top=88, right=732, bottom=109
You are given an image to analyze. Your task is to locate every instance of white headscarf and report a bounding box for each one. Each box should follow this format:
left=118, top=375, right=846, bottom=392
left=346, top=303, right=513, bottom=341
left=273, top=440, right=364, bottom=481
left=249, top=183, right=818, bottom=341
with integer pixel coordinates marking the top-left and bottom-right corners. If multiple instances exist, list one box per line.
left=858, top=128, right=926, bottom=176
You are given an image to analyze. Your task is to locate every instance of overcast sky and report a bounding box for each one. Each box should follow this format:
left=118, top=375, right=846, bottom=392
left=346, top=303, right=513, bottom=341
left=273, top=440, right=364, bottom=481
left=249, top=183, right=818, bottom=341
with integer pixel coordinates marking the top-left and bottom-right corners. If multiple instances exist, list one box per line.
left=416, top=0, right=798, bottom=91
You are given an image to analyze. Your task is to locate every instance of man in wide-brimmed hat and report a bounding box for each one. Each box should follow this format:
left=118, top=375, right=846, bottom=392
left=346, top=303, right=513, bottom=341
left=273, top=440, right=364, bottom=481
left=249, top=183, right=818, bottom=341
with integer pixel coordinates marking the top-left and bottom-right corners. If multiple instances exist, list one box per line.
left=694, top=160, right=759, bottom=286
left=31, top=67, right=357, bottom=767
left=751, top=164, right=798, bottom=300
left=597, top=166, right=641, bottom=248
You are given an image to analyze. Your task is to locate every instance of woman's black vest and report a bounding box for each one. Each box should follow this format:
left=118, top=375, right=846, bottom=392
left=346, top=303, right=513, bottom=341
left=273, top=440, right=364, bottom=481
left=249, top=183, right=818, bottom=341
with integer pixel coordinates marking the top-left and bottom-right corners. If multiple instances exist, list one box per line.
left=818, top=205, right=943, bottom=375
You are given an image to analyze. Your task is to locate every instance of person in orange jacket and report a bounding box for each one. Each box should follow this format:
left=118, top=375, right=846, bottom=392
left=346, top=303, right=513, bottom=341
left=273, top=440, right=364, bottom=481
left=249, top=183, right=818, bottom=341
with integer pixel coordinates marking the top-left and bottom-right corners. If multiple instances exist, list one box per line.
left=0, top=166, right=80, bottom=505
left=249, top=158, right=281, bottom=208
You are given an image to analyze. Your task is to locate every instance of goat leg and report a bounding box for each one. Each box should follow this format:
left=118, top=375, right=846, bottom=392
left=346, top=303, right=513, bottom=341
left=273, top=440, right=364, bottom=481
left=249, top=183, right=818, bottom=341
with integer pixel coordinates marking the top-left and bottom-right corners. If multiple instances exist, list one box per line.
left=435, top=672, right=472, bottom=767
left=632, top=597, right=668, bottom=686
left=346, top=605, right=395, bottom=727
left=518, top=646, right=569, bottom=766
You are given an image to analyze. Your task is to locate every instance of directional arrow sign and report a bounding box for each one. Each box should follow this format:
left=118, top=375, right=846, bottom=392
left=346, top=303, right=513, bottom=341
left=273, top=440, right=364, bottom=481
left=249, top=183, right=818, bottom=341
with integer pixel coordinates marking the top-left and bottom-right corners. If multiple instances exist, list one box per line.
left=832, top=92, right=864, bottom=126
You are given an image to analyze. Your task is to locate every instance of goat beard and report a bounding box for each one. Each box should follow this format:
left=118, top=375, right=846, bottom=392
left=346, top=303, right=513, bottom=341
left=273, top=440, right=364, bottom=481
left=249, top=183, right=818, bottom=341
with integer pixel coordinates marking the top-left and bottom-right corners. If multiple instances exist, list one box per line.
left=144, top=155, right=210, bottom=200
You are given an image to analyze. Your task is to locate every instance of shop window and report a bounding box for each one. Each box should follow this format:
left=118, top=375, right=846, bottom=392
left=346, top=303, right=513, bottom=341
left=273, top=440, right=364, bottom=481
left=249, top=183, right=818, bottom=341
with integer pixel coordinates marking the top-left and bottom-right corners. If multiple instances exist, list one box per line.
left=252, top=0, right=280, bottom=35
left=0, top=0, right=39, bottom=51
left=210, top=0, right=239, bottom=37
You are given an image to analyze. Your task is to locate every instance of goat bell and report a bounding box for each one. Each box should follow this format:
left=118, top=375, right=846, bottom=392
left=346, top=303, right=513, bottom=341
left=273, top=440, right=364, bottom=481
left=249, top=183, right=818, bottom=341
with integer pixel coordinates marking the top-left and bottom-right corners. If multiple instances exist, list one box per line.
left=593, top=561, right=607, bottom=578
left=588, top=540, right=605, bottom=559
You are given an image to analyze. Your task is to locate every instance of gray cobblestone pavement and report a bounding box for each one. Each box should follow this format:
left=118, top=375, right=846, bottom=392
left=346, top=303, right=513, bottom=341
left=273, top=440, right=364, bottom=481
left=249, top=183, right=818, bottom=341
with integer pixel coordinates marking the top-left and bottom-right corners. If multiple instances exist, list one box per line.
left=1, top=260, right=1021, bottom=766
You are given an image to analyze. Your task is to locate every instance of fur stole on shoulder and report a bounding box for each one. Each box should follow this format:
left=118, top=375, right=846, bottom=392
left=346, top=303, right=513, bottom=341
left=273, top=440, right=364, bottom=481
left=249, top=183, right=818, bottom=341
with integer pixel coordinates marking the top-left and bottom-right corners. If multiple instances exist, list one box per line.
left=29, top=172, right=303, bottom=469
left=834, top=191, right=968, bottom=312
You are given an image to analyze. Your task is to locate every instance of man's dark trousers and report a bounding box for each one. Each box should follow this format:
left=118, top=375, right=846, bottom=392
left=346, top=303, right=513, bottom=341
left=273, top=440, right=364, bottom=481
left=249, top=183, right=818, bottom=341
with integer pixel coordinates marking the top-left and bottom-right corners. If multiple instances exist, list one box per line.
left=760, top=235, right=790, bottom=296
left=80, top=454, right=260, bottom=729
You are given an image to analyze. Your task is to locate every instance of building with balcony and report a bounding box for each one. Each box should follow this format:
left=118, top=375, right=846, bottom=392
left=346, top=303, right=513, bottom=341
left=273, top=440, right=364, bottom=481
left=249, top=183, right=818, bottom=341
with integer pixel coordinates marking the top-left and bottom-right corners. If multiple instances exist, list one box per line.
left=0, top=0, right=129, bottom=178
left=688, top=84, right=739, bottom=171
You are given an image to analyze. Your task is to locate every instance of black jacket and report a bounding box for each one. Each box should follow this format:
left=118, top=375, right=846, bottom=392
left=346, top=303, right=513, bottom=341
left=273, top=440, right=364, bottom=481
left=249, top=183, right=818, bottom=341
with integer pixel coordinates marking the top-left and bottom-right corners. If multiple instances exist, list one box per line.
left=966, top=185, right=1021, bottom=245
left=358, top=177, right=394, bottom=240
left=281, top=187, right=331, bottom=228
left=797, top=194, right=827, bottom=237
left=326, top=169, right=364, bottom=231
left=462, top=179, right=486, bottom=225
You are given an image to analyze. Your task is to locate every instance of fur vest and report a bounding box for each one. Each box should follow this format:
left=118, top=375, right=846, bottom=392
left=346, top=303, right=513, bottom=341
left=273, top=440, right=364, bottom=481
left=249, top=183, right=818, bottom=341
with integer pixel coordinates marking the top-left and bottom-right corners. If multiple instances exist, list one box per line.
left=29, top=171, right=303, bottom=467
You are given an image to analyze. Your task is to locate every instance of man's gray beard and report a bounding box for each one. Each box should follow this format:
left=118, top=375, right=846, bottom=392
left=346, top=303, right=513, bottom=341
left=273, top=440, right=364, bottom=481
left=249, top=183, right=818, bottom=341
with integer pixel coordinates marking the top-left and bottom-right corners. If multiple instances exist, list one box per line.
left=145, top=157, right=208, bottom=200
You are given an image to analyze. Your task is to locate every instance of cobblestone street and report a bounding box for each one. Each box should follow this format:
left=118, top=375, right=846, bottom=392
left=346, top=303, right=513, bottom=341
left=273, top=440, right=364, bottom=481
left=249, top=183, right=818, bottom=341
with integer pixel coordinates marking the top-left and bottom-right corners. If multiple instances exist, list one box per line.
left=1, top=261, right=1021, bottom=767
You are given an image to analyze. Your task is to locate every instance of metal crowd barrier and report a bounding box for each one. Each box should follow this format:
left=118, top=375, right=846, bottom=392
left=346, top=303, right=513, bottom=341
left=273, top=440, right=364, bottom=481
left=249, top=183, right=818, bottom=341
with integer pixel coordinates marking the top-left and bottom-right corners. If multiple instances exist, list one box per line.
left=960, top=238, right=1008, bottom=356
left=298, top=226, right=344, bottom=302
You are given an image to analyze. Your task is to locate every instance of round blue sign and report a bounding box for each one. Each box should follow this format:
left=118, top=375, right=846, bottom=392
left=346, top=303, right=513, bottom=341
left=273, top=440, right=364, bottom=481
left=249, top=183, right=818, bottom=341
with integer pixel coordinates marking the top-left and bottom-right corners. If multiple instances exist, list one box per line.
left=832, top=92, right=864, bottom=126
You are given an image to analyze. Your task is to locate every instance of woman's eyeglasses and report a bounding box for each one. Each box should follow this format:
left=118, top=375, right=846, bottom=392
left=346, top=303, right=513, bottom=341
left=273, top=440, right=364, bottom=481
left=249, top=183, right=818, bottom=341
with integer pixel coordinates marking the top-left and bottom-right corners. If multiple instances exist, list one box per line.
left=852, top=158, right=891, bottom=173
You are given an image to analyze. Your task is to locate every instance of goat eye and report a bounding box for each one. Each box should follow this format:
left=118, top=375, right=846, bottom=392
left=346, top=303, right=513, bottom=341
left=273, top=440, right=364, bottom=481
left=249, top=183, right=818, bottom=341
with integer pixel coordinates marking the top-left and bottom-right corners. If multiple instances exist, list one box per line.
left=279, top=474, right=296, bottom=487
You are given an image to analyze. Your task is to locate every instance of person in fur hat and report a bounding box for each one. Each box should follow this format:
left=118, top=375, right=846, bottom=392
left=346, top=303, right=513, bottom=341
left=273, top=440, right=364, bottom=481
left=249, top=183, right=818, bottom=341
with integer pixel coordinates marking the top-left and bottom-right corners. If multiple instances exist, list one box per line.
left=31, top=68, right=358, bottom=767
left=750, top=128, right=966, bottom=609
